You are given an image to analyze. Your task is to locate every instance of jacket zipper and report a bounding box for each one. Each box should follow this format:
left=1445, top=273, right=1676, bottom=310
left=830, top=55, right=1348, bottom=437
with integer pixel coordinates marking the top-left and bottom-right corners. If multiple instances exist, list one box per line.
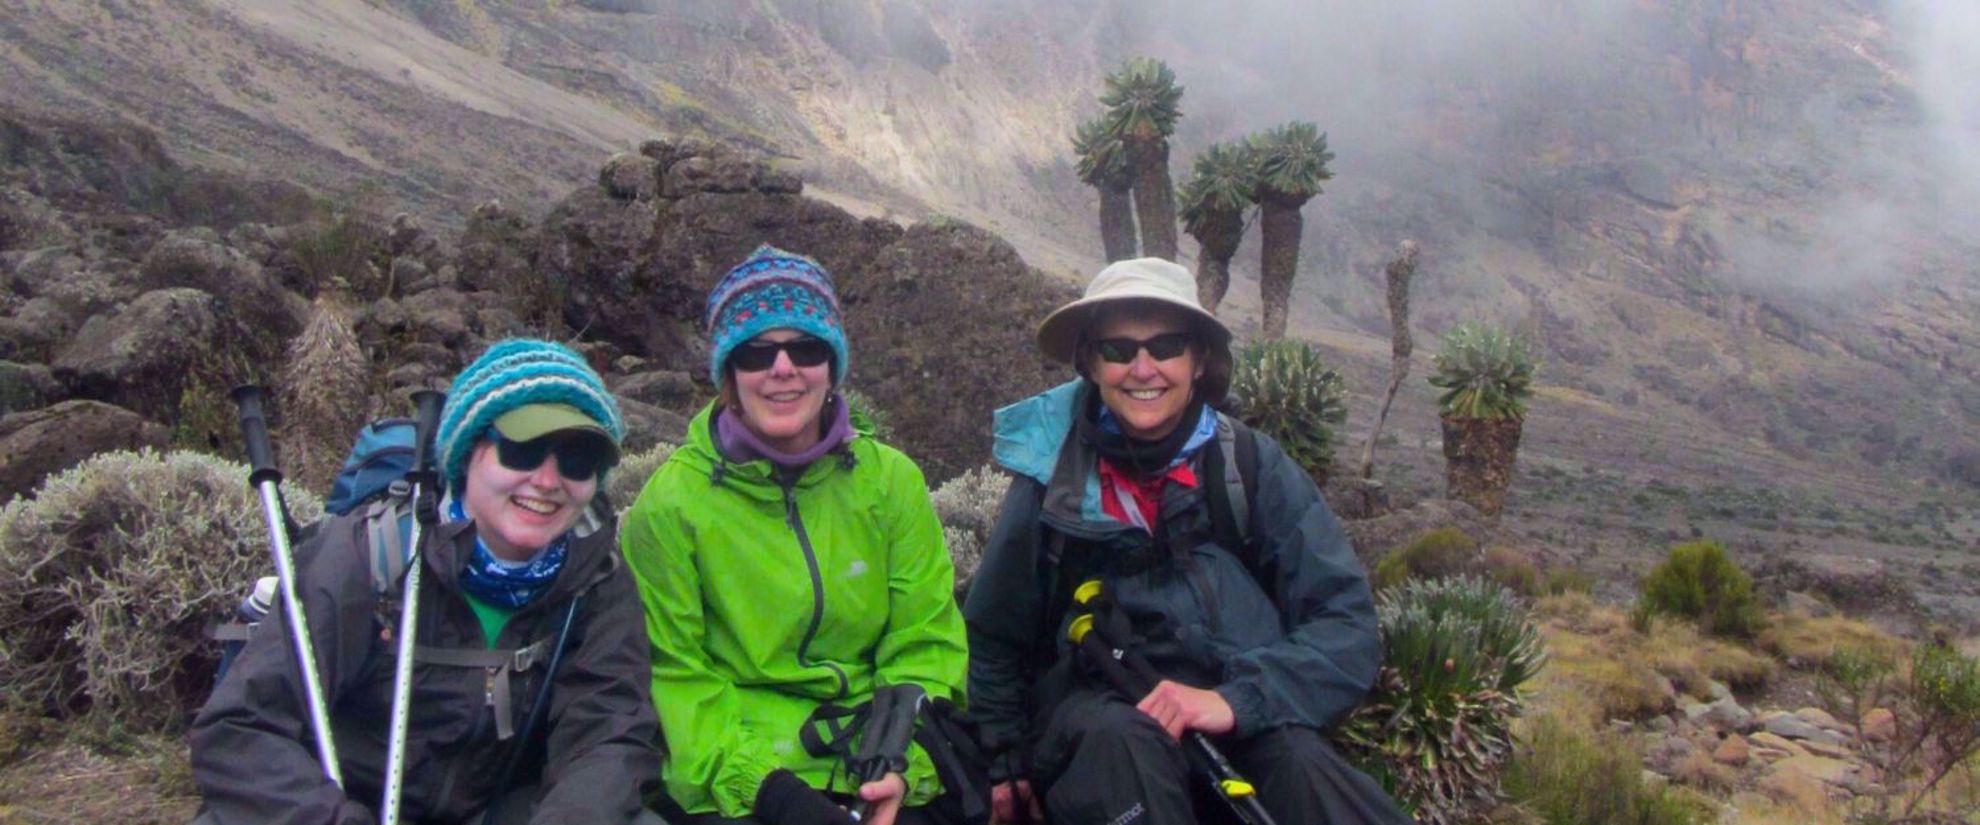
left=782, top=482, right=849, bottom=699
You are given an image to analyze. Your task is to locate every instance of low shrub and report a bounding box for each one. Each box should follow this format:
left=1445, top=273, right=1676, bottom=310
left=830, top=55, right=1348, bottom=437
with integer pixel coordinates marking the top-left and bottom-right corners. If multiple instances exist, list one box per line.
left=605, top=441, right=678, bottom=515
left=1373, top=527, right=1478, bottom=590
left=1338, top=576, right=1544, bottom=825
left=928, top=464, right=1010, bottom=593
left=1502, top=712, right=1711, bottom=825
left=0, top=449, right=324, bottom=732
left=1483, top=545, right=1541, bottom=597
left=1639, top=540, right=1761, bottom=639
left=1543, top=567, right=1595, bottom=596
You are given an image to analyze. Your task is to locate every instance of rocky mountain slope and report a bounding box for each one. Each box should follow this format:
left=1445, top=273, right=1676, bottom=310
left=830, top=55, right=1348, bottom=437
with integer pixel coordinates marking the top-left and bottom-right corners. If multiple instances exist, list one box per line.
left=2, top=1, right=1976, bottom=613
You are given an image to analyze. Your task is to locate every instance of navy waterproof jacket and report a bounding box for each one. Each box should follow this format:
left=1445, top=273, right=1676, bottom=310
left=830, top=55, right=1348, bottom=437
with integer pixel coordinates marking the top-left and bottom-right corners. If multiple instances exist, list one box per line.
left=963, top=380, right=1382, bottom=763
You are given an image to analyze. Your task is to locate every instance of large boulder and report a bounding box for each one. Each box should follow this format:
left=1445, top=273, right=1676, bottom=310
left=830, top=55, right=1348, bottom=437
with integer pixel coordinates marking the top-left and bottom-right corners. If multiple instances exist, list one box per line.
left=138, top=230, right=307, bottom=368
left=1756, top=552, right=1917, bottom=616
left=51, top=288, right=222, bottom=423
left=598, top=152, right=661, bottom=201
left=0, top=400, right=168, bottom=501
left=0, top=361, right=61, bottom=416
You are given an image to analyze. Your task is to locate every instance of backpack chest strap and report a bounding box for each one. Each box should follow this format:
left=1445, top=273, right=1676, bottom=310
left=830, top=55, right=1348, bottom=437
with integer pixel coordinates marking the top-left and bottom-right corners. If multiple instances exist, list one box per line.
left=403, top=637, right=555, bottom=741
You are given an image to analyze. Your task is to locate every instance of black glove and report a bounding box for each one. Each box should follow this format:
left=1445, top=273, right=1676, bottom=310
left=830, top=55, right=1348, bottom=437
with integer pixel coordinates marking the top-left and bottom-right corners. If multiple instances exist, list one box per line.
left=754, top=769, right=855, bottom=825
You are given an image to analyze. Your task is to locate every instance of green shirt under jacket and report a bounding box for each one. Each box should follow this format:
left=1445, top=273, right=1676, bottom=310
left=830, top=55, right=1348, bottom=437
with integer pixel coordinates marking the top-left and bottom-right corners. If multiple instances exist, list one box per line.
left=622, top=403, right=968, bottom=817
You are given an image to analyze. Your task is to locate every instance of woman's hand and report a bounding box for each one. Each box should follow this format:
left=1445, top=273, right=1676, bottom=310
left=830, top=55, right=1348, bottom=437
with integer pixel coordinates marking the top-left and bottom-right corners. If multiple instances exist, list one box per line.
left=990, top=780, right=1042, bottom=824
left=1136, top=680, right=1235, bottom=739
left=857, top=772, right=908, bottom=825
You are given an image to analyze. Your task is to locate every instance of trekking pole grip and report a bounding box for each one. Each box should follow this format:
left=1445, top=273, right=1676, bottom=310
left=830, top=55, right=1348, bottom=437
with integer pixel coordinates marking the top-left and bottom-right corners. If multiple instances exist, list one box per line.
left=230, top=385, right=281, bottom=486
left=407, top=390, right=445, bottom=476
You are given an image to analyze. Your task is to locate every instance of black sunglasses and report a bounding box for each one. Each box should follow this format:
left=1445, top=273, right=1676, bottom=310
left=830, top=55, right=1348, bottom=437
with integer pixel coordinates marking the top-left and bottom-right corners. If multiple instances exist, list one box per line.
left=492, top=432, right=615, bottom=482
left=1092, top=332, right=1194, bottom=365
left=729, top=337, right=834, bottom=372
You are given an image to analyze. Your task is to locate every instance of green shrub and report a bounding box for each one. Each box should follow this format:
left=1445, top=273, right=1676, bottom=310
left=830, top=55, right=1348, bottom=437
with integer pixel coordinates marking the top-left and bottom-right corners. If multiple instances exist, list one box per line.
left=1428, top=322, right=1535, bottom=420
left=928, top=464, right=1011, bottom=593
left=1373, top=527, right=1478, bottom=590
left=1543, top=567, right=1595, bottom=596
left=1337, top=576, right=1545, bottom=825
left=1502, top=713, right=1711, bottom=825
left=605, top=441, right=678, bottom=516
left=841, top=388, right=895, bottom=443
left=1638, top=540, right=1761, bottom=639
left=1483, top=546, right=1541, bottom=597
left=0, top=449, right=324, bottom=732
left=1820, top=642, right=1980, bottom=822
left=1230, top=339, right=1348, bottom=480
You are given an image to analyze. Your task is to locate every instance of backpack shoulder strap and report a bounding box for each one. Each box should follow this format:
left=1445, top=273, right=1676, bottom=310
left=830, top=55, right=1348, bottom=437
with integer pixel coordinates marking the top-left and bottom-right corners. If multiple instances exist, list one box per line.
left=361, top=482, right=415, bottom=600
left=1206, top=416, right=1265, bottom=582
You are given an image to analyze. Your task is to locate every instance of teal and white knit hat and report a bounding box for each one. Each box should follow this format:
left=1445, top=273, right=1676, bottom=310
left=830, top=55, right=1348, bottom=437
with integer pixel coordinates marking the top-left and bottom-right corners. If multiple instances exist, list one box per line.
left=436, top=339, right=624, bottom=494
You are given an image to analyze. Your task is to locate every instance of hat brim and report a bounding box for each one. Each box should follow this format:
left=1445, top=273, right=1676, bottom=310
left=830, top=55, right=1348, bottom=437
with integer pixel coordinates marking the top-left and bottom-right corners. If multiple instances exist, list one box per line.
left=494, top=404, right=612, bottom=443
left=1036, top=289, right=1232, bottom=364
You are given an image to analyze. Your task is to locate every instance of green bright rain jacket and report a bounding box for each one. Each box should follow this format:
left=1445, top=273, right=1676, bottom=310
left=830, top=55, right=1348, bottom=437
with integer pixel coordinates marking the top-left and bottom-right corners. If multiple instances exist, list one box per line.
left=622, top=403, right=968, bottom=817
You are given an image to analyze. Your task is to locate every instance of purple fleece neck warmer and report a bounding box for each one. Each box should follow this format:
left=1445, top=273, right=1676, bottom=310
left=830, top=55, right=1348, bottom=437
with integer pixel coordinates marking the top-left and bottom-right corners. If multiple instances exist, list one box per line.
left=715, top=393, right=854, bottom=468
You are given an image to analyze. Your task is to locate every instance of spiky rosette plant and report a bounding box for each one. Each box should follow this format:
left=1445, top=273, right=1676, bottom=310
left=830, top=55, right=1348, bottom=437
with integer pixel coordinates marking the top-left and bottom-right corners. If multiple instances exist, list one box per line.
left=1099, top=57, right=1183, bottom=260
left=1337, top=576, right=1546, bottom=825
left=1230, top=339, right=1348, bottom=483
left=1429, top=323, right=1535, bottom=517
left=1428, top=323, right=1535, bottom=420
left=1178, top=141, right=1256, bottom=312
left=1248, top=122, right=1334, bottom=338
left=1073, top=117, right=1137, bottom=261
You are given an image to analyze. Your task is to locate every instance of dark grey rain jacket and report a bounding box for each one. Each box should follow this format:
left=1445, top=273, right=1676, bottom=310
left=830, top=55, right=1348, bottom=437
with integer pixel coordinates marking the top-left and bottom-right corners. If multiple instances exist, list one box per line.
left=963, top=380, right=1381, bottom=771
left=190, top=504, right=662, bottom=825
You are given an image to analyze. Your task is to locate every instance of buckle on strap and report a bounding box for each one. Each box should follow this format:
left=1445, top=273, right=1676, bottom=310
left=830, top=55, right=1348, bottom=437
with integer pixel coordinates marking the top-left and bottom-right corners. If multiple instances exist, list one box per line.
left=510, top=638, right=551, bottom=672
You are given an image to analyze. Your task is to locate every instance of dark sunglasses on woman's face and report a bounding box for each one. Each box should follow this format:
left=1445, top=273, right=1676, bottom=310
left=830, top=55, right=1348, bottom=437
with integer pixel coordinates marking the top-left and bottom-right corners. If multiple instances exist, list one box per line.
left=492, top=432, right=615, bottom=482
left=1093, top=331, right=1194, bottom=364
left=729, top=336, right=834, bottom=372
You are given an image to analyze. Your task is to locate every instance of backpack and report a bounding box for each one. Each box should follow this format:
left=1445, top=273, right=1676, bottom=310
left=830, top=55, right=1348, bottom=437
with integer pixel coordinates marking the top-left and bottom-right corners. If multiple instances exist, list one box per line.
left=213, top=418, right=423, bottom=680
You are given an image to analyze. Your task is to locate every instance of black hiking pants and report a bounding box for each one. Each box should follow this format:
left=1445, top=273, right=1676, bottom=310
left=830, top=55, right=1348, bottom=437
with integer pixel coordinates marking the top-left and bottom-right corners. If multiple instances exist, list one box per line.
left=679, top=804, right=950, bottom=825
left=1033, top=689, right=1411, bottom=825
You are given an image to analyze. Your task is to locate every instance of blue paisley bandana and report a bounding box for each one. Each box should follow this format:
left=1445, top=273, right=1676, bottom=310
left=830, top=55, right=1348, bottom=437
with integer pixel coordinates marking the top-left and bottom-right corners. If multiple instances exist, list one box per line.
left=448, top=499, right=567, bottom=609
left=1097, top=402, right=1220, bottom=470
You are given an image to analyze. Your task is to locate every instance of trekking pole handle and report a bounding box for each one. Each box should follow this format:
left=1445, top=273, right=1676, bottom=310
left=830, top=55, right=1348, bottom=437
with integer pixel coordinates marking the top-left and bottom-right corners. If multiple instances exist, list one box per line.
left=850, top=684, right=928, bottom=821
left=407, top=390, right=445, bottom=478
left=230, top=386, right=281, bottom=486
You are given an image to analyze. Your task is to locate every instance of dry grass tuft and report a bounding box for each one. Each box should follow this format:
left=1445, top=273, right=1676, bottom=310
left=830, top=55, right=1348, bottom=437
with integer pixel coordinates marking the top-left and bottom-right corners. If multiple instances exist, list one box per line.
left=277, top=297, right=370, bottom=496
left=1532, top=593, right=1773, bottom=720
left=1756, top=610, right=1903, bottom=669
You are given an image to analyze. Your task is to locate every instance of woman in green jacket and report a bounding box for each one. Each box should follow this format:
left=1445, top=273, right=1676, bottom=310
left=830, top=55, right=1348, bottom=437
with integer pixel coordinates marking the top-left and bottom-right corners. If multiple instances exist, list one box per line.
left=622, top=245, right=968, bottom=825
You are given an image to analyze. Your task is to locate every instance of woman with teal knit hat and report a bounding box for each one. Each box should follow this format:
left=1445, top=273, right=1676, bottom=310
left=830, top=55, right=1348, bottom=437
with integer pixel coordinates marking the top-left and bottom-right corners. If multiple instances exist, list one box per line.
left=623, top=245, right=970, bottom=825
left=191, top=338, right=666, bottom=825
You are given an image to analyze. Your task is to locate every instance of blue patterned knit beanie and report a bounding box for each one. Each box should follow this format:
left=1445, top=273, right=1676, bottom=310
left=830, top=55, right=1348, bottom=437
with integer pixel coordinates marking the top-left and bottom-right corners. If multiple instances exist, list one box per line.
left=704, top=244, right=848, bottom=390
left=436, top=339, right=625, bottom=495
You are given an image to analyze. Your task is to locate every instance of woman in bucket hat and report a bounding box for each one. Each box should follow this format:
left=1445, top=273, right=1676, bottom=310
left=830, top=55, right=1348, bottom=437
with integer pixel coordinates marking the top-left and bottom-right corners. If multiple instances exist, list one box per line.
left=191, top=339, right=665, bottom=825
left=963, top=258, right=1409, bottom=825
left=621, top=246, right=968, bottom=825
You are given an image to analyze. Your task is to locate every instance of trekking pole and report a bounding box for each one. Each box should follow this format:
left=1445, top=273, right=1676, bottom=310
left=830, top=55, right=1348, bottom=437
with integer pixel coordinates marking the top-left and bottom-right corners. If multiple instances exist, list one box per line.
left=232, top=386, right=343, bottom=788
left=1068, top=581, right=1279, bottom=825
left=849, top=683, right=927, bottom=822
left=381, top=390, right=445, bottom=825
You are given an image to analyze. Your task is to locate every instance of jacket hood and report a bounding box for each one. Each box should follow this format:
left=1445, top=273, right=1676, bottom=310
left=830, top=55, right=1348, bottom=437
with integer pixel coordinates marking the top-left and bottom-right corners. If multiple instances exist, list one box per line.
left=673, top=402, right=859, bottom=499
left=992, top=379, right=1085, bottom=485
